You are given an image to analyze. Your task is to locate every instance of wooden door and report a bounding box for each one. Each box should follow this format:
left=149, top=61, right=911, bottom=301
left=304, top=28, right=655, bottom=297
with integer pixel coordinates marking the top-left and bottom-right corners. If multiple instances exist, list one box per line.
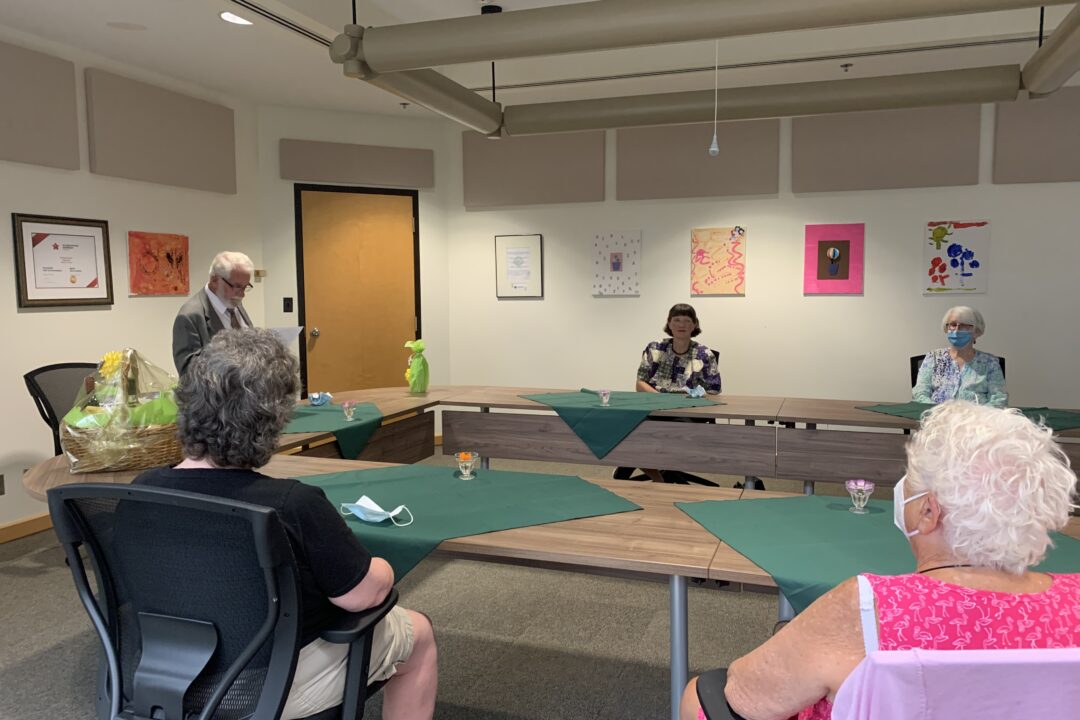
left=297, top=186, right=419, bottom=394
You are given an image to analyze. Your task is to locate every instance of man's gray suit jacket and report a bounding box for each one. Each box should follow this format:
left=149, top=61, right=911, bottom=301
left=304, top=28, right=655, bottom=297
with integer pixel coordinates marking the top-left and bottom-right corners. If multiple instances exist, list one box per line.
left=172, top=288, right=253, bottom=374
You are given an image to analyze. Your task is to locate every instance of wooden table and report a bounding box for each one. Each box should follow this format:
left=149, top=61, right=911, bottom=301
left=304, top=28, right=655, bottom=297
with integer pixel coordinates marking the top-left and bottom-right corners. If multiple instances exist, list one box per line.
left=24, top=452, right=743, bottom=720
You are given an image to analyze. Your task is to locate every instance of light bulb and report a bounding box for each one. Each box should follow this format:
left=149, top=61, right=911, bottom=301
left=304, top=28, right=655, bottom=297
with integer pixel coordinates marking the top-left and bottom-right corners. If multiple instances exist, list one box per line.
left=708, top=134, right=719, bottom=157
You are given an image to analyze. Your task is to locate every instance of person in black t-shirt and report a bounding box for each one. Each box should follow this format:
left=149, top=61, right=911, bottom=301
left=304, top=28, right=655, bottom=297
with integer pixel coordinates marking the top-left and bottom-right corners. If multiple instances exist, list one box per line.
left=135, top=329, right=437, bottom=720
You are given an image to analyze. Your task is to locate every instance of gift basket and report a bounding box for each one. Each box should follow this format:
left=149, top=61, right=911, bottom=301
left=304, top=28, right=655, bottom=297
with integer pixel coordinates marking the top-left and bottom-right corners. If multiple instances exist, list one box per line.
left=404, top=339, right=430, bottom=394
left=59, top=348, right=183, bottom=473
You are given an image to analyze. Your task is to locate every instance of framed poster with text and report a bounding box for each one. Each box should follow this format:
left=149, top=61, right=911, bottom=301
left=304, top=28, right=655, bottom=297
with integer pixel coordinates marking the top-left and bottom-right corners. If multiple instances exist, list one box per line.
left=12, top=213, right=113, bottom=308
left=495, top=234, right=544, bottom=299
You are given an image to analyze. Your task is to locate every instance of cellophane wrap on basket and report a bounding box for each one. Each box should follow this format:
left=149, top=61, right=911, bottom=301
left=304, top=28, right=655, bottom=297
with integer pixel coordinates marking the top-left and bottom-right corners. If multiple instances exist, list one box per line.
left=60, top=348, right=183, bottom=473
left=404, top=339, right=430, bottom=394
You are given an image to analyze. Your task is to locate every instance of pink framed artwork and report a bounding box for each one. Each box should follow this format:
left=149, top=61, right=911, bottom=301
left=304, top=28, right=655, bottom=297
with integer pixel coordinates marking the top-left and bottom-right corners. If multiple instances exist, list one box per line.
left=803, top=223, right=864, bottom=295
left=128, top=231, right=189, bottom=296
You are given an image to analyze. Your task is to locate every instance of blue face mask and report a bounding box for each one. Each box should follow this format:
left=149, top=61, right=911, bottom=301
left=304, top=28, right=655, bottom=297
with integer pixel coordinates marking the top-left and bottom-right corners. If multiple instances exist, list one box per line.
left=947, top=330, right=973, bottom=348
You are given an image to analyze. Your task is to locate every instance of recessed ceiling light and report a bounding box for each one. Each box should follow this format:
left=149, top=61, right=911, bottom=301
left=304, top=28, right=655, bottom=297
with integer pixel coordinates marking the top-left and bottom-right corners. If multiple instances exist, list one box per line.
left=219, top=11, right=253, bottom=26
left=106, top=21, right=147, bottom=31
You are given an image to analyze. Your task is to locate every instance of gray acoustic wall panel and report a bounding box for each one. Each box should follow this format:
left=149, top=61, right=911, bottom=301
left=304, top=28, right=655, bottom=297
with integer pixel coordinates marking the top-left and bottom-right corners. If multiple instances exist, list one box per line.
left=0, top=40, right=79, bottom=170
left=85, top=68, right=236, bottom=194
left=792, top=105, right=981, bottom=193
left=279, top=139, right=434, bottom=188
left=463, top=130, right=604, bottom=208
left=994, top=87, right=1080, bottom=185
left=616, top=120, right=779, bottom=200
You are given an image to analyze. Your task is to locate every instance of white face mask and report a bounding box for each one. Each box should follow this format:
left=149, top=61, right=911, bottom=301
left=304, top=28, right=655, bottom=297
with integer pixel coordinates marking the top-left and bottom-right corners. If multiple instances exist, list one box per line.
left=893, top=475, right=929, bottom=538
left=340, top=495, right=414, bottom=527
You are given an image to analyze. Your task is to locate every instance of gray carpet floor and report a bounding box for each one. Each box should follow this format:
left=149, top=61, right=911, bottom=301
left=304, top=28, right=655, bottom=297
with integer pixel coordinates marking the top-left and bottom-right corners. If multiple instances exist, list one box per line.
left=0, top=455, right=864, bottom=719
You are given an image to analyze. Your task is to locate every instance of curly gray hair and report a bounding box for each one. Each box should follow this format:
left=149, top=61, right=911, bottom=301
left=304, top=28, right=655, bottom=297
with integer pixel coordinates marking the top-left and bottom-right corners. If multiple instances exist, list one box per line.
left=208, top=251, right=254, bottom=280
left=176, top=328, right=298, bottom=468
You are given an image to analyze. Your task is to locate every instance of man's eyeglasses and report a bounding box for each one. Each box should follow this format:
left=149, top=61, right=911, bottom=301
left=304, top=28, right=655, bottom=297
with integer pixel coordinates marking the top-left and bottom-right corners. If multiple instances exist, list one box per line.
left=221, top=278, right=254, bottom=291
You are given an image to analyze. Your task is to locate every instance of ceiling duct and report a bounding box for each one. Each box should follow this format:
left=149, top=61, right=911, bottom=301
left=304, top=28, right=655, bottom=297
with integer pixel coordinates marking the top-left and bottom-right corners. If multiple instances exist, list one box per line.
left=355, top=0, right=1069, bottom=73
left=1022, top=2, right=1080, bottom=94
left=501, top=65, right=1022, bottom=135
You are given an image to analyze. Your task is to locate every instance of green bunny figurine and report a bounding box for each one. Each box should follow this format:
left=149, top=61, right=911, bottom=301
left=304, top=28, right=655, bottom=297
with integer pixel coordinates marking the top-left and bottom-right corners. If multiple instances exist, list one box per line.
left=404, top=339, right=430, bottom=394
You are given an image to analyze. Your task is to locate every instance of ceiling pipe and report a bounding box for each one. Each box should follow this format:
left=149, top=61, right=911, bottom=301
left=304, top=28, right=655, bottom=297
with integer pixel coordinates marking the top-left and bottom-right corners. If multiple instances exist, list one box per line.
left=330, top=24, right=503, bottom=134
left=357, top=0, right=1070, bottom=73
left=1022, top=2, right=1080, bottom=95
left=502, top=65, right=1022, bottom=135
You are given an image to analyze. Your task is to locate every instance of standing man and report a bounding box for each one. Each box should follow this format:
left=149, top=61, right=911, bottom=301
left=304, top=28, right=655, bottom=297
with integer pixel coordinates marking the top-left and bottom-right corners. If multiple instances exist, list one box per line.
left=172, top=251, right=255, bottom=375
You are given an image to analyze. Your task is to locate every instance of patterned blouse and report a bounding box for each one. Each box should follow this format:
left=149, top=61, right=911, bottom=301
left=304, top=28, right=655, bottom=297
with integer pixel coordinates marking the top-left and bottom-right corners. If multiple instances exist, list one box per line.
left=912, top=348, right=1007, bottom=407
left=798, top=572, right=1080, bottom=720
left=636, top=339, right=721, bottom=393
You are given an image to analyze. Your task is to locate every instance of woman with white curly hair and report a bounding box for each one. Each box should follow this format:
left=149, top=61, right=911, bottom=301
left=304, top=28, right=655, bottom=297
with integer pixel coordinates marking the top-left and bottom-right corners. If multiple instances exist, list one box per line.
left=681, top=401, right=1080, bottom=720
left=912, top=305, right=1007, bottom=407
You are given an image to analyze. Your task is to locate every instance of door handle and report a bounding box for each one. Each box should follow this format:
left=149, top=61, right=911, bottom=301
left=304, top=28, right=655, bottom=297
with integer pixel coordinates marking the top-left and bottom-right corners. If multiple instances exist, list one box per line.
left=310, top=327, right=320, bottom=338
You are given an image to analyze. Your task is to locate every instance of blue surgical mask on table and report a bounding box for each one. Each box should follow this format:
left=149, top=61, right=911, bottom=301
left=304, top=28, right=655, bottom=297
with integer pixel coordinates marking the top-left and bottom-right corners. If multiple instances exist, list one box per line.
left=946, top=330, right=973, bottom=348
left=340, top=495, right=414, bottom=527
left=893, top=475, right=929, bottom=538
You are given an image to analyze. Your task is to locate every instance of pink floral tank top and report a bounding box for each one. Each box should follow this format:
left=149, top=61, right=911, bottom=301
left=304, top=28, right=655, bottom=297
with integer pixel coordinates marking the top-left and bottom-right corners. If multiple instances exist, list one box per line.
left=798, top=572, right=1080, bottom=720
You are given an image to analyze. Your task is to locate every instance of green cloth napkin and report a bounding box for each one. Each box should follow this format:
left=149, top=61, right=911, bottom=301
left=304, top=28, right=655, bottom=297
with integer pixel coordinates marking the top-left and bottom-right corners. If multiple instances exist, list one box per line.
left=302, top=465, right=641, bottom=578
left=522, top=389, right=718, bottom=458
left=859, top=402, right=1080, bottom=431
left=284, top=403, right=382, bottom=458
left=678, top=495, right=1080, bottom=614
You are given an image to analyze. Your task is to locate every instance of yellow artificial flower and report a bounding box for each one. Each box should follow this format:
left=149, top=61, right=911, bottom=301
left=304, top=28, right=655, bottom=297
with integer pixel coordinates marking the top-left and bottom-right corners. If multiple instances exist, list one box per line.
left=100, top=350, right=123, bottom=379
left=405, top=367, right=412, bottom=383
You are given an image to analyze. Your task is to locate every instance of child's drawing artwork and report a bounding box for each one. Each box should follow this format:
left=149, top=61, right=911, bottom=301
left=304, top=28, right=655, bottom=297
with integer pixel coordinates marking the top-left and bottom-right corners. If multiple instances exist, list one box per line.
left=923, top=220, right=989, bottom=294
left=592, top=230, right=641, bottom=296
left=690, top=226, right=746, bottom=296
left=804, top=223, right=864, bottom=295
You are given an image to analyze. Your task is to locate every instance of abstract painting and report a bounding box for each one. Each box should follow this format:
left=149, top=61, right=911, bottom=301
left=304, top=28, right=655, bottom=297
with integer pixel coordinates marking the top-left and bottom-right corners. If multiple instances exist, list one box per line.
left=691, top=226, right=746, bottom=296
left=804, top=223, right=864, bottom=295
left=923, top=220, right=989, bottom=294
left=592, top=230, right=641, bottom=296
left=128, top=231, right=189, bottom=296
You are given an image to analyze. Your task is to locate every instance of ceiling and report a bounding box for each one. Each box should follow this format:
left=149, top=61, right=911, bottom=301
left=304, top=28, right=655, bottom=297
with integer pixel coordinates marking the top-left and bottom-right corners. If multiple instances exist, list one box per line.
left=0, top=0, right=1073, bottom=120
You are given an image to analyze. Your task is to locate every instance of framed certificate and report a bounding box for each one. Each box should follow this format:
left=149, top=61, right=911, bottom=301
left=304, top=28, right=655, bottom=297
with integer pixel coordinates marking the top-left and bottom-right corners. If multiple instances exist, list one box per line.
left=495, top=234, right=543, bottom=299
left=12, top=213, right=114, bottom=307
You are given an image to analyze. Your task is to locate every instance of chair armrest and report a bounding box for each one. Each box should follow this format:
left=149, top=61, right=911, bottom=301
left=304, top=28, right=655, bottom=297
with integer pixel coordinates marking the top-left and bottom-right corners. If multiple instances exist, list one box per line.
left=319, top=588, right=399, bottom=645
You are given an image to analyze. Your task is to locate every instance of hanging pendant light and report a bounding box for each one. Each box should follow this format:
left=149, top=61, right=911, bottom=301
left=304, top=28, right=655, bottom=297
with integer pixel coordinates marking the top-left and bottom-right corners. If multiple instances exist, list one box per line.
left=708, top=39, right=720, bottom=157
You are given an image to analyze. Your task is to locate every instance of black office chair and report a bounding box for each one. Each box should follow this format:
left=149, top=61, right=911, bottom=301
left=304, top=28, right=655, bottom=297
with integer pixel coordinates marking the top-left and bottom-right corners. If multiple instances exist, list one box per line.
left=909, top=354, right=1006, bottom=387
left=24, top=362, right=97, bottom=456
left=693, top=667, right=738, bottom=719
left=48, top=483, right=397, bottom=720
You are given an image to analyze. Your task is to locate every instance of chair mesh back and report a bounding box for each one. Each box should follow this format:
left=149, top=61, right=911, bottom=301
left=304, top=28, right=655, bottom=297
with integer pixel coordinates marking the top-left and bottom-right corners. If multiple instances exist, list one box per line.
left=71, top=495, right=278, bottom=720
left=26, top=364, right=96, bottom=428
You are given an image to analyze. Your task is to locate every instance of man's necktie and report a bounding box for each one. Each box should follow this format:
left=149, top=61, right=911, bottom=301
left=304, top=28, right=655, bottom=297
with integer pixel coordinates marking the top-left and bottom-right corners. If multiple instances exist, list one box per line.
left=227, top=308, right=241, bottom=329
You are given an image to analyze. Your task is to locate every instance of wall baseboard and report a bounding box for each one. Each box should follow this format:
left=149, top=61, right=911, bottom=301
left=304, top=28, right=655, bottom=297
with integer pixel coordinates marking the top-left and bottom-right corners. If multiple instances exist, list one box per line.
left=0, top=512, right=53, bottom=544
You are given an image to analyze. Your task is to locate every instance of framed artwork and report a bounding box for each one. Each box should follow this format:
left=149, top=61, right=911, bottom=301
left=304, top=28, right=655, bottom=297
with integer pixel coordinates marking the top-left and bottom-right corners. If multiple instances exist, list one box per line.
left=592, top=230, right=641, bottom=296
left=923, top=220, right=989, bottom=294
left=691, top=226, right=747, bottom=296
left=495, top=234, right=543, bottom=298
left=12, top=213, right=113, bottom=308
left=128, top=231, right=190, bottom=296
left=804, top=223, right=864, bottom=295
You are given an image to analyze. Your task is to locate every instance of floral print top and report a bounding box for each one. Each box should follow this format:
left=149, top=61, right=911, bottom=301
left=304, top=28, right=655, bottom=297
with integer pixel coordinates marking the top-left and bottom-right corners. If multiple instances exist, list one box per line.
left=912, top=348, right=1007, bottom=407
left=636, top=339, right=721, bottom=393
left=799, top=572, right=1080, bottom=720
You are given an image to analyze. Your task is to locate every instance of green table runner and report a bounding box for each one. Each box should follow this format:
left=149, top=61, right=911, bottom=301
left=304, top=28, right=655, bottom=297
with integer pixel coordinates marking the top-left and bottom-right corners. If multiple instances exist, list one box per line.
left=303, top=465, right=641, bottom=577
left=522, top=389, right=718, bottom=458
left=859, top=402, right=1080, bottom=431
left=678, top=495, right=1080, bottom=614
left=284, top=403, right=382, bottom=458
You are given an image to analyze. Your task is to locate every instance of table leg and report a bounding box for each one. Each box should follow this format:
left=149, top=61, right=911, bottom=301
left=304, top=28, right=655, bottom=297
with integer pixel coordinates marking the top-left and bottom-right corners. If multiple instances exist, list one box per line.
left=479, top=407, right=491, bottom=469
left=778, top=592, right=795, bottom=622
left=670, top=575, right=688, bottom=720
left=803, top=481, right=815, bottom=495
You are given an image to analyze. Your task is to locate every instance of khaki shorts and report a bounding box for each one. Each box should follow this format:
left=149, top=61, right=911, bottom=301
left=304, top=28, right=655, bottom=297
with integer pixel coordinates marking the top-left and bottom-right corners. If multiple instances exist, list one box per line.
left=280, top=605, right=414, bottom=720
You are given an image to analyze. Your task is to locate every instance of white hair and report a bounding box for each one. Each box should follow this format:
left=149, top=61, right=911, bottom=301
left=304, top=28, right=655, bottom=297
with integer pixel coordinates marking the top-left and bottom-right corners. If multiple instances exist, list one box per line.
left=941, top=305, right=985, bottom=337
left=209, top=251, right=254, bottom=280
left=906, top=401, right=1077, bottom=574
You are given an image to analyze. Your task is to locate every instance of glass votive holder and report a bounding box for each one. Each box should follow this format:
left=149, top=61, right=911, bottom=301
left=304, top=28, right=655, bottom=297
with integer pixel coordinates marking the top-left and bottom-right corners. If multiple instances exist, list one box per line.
left=845, top=479, right=875, bottom=514
left=455, top=451, right=478, bottom=480
left=598, top=389, right=611, bottom=407
left=342, top=401, right=357, bottom=422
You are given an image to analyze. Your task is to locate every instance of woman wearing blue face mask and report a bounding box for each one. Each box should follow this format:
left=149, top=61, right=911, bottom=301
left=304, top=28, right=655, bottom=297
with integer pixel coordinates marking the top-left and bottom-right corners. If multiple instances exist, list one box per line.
left=912, top=305, right=1007, bottom=407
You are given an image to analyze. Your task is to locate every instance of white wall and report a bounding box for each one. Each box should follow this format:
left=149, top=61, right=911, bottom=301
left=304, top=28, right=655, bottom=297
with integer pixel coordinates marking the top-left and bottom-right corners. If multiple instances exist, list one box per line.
left=442, top=111, right=1080, bottom=407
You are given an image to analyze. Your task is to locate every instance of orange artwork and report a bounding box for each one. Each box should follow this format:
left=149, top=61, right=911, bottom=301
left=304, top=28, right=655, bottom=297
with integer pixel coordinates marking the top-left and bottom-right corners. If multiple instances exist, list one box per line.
left=128, top=231, right=189, bottom=296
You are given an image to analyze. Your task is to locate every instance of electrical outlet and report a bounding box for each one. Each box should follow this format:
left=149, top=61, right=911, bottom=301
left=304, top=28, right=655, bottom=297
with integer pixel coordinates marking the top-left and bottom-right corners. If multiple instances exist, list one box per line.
left=283, top=297, right=293, bottom=313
